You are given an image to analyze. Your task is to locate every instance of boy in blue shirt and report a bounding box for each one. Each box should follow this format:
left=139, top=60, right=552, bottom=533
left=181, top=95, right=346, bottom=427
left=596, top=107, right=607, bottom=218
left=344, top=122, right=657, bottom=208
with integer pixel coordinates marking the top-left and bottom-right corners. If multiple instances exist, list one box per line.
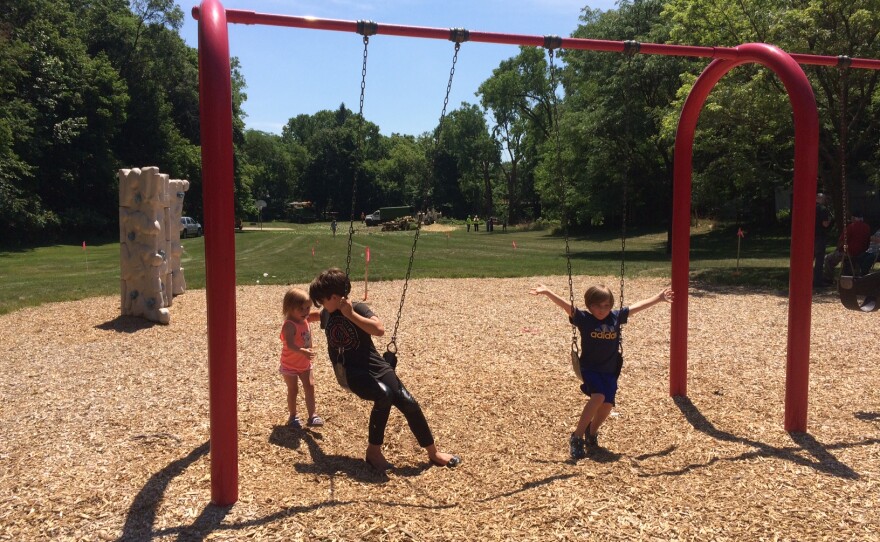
left=530, top=283, right=673, bottom=459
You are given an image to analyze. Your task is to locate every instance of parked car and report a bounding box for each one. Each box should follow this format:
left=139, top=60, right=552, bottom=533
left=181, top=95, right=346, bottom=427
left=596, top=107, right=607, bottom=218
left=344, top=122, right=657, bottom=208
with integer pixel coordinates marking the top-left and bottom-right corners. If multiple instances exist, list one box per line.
left=180, top=216, right=202, bottom=238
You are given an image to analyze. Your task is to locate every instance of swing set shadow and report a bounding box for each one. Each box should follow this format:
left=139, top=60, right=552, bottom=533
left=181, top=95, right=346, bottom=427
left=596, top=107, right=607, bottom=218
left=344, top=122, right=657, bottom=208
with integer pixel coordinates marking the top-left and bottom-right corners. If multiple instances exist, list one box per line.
left=119, top=430, right=458, bottom=541
left=631, top=396, right=877, bottom=480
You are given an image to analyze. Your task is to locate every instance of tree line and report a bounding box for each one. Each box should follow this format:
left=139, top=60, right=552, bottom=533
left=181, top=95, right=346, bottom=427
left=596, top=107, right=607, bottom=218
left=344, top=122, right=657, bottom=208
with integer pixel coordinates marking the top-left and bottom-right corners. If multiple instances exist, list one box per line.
left=3, top=0, right=879, bottom=245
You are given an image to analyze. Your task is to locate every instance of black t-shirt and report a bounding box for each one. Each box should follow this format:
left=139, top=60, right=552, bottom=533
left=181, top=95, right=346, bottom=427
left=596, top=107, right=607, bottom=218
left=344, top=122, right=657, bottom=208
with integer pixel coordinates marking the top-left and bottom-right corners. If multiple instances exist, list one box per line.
left=320, top=302, right=392, bottom=379
left=815, top=204, right=831, bottom=239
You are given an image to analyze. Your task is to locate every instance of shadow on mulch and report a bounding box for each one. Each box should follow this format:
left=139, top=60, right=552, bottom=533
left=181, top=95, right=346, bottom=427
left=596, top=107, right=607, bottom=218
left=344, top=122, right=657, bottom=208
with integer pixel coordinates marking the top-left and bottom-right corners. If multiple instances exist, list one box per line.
left=855, top=411, right=880, bottom=422
left=120, top=441, right=213, bottom=541
left=269, top=426, right=437, bottom=483
left=95, top=315, right=159, bottom=333
left=656, top=396, right=874, bottom=480
left=477, top=472, right=579, bottom=503
left=119, top=439, right=357, bottom=542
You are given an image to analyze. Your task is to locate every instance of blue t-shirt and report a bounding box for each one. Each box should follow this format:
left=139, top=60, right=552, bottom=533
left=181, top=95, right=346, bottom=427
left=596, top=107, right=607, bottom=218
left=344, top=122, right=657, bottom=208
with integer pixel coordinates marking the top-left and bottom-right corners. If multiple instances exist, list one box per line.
left=570, top=307, right=629, bottom=374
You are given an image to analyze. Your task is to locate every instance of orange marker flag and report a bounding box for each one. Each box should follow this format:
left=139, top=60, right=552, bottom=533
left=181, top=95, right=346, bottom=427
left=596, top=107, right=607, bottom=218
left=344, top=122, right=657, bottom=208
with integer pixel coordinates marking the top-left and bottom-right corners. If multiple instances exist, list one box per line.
left=364, top=246, right=371, bottom=300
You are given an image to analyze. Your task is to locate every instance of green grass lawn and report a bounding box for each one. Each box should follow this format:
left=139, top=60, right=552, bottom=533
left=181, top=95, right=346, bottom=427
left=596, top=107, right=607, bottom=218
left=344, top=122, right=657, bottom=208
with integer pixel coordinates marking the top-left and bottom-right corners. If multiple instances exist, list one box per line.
left=0, top=222, right=796, bottom=315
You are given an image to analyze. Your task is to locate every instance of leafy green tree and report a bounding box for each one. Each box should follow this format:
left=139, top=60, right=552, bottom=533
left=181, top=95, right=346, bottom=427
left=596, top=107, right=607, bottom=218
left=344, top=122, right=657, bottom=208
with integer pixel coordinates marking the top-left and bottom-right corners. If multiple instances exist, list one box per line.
left=241, top=130, right=303, bottom=220
left=661, top=0, right=880, bottom=228
left=0, top=19, right=51, bottom=236
left=282, top=105, right=382, bottom=219
left=374, top=133, right=430, bottom=209
left=562, top=0, right=698, bottom=232
left=478, top=47, right=554, bottom=223
left=438, top=103, right=501, bottom=218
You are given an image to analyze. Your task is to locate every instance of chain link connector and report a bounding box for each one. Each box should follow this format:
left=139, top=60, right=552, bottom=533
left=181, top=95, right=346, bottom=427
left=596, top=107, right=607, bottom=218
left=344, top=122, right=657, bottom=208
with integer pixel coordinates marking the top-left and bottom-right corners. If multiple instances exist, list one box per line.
left=449, top=28, right=469, bottom=43
left=543, top=35, right=563, bottom=50
left=356, top=20, right=378, bottom=36
left=623, top=40, right=641, bottom=55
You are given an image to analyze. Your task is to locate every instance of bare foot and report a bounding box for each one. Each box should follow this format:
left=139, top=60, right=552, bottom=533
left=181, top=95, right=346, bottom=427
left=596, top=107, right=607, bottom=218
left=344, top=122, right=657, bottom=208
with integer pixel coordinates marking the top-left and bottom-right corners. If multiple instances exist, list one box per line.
left=428, top=451, right=461, bottom=468
left=365, top=448, right=392, bottom=471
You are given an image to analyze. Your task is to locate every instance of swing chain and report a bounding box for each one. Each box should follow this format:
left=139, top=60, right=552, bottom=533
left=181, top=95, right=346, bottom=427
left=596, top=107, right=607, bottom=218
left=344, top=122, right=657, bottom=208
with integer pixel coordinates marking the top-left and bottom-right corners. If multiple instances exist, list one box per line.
left=620, top=171, right=627, bottom=311
left=387, top=41, right=461, bottom=351
left=838, top=64, right=853, bottom=273
left=547, top=48, right=578, bottom=355
left=346, top=36, right=370, bottom=281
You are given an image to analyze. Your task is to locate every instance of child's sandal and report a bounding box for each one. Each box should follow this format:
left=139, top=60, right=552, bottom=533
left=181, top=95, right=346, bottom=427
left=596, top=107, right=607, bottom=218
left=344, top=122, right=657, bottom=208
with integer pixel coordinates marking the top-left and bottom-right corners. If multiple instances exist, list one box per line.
left=307, top=415, right=324, bottom=427
left=287, top=415, right=303, bottom=429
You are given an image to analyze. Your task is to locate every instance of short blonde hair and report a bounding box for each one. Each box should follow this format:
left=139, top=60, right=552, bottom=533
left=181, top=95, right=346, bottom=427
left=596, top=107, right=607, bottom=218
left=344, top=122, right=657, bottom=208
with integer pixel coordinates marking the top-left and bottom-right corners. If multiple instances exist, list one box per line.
left=283, top=287, right=311, bottom=316
left=584, top=284, right=614, bottom=308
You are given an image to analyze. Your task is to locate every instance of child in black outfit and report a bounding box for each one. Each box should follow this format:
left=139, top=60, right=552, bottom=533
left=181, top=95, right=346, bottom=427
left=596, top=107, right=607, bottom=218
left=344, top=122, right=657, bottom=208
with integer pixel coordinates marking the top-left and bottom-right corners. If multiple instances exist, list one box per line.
left=309, top=267, right=460, bottom=470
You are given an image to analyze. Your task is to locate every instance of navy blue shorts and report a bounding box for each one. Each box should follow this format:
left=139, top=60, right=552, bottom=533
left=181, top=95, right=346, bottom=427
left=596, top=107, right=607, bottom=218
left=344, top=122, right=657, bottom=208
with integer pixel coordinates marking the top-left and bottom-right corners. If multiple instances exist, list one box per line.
left=579, top=370, right=619, bottom=405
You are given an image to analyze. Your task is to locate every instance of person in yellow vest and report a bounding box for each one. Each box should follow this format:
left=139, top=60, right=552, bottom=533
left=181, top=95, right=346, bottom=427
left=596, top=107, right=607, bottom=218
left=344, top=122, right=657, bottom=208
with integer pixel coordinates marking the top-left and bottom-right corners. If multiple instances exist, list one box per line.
left=466, top=215, right=472, bottom=232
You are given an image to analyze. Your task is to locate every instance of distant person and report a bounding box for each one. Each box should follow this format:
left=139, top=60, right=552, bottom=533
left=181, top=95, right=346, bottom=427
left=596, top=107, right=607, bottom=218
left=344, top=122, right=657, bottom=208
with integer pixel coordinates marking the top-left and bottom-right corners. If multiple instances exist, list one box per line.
left=331, top=219, right=337, bottom=237
left=823, top=213, right=870, bottom=280
left=814, top=193, right=832, bottom=287
left=466, top=215, right=472, bottom=232
left=309, top=268, right=460, bottom=470
left=279, top=288, right=324, bottom=429
left=360, top=211, right=365, bottom=222
left=859, top=227, right=880, bottom=275
left=529, top=282, right=673, bottom=459
left=473, top=215, right=480, bottom=232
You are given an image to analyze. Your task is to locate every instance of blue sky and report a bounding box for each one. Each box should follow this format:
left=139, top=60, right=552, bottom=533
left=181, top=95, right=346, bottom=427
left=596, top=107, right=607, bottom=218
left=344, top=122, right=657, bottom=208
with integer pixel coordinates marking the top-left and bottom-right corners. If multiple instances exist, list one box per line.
left=178, top=0, right=619, bottom=136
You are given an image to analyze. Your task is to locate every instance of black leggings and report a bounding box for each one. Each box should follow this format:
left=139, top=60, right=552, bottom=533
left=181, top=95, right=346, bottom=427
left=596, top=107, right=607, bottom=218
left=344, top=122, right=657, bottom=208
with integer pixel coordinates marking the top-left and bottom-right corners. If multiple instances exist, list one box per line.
left=345, top=370, right=434, bottom=448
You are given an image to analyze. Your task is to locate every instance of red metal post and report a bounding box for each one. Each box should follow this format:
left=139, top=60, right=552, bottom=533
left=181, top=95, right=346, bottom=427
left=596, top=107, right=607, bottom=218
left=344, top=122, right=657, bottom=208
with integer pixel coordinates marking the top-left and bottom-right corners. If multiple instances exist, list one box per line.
left=670, top=43, right=818, bottom=432
left=192, top=8, right=880, bottom=71
left=197, top=0, right=239, bottom=505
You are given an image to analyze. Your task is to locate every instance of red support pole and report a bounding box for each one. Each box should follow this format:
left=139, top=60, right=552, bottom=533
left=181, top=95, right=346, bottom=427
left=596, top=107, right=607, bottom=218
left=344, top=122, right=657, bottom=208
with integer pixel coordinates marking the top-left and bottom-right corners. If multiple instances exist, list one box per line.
left=197, top=0, right=239, bottom=505
left=670, top=43, right=818, bottom=432
left=191, top=8, right=880, bottom=71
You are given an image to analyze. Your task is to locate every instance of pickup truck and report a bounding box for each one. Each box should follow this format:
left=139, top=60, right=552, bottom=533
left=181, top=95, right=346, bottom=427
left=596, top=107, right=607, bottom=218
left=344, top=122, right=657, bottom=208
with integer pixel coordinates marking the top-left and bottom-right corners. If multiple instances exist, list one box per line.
left=364, top=206, right=412, bottom=226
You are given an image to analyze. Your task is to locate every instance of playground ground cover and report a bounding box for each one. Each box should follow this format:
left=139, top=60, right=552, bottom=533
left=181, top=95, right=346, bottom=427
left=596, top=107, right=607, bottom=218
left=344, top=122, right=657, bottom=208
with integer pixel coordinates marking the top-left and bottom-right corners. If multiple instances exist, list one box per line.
left=1, top=276, right=878, bottom=540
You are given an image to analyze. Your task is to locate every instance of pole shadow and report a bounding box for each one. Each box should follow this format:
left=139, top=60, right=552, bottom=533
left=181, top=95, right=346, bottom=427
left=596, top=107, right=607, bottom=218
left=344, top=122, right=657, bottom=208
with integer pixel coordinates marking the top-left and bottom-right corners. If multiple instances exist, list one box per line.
left=121, top=431, right=460, bottom=541
left=641, top=396, right=866, bottom=480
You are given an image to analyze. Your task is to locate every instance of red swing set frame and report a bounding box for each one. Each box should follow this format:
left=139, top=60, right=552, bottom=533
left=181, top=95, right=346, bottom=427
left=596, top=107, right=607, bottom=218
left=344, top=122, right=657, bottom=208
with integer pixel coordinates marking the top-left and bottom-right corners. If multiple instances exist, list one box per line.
left=192, top=0, right=880, bottom=504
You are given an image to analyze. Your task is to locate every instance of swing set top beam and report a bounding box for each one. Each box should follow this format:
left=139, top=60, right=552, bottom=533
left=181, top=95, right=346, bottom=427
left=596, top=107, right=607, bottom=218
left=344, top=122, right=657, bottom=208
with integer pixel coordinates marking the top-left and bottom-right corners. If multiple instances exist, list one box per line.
left=192, top=7, right=880, bottom=71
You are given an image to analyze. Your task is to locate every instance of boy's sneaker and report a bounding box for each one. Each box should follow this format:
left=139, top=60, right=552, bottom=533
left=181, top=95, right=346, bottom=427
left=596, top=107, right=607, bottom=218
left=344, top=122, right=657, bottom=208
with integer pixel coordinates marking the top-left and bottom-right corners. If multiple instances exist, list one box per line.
left=287, top=415, right=303, bottom=429
left=569, top=434, right=587, bottom=460
left=585, top=432, right=599, bottom=453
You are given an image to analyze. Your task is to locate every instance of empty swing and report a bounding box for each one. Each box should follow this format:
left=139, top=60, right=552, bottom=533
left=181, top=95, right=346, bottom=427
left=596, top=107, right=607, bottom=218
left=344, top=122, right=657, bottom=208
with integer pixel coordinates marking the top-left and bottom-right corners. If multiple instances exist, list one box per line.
left=834, top=63, right=880, bottom=312
left=385, top=32, right=467, bottom=366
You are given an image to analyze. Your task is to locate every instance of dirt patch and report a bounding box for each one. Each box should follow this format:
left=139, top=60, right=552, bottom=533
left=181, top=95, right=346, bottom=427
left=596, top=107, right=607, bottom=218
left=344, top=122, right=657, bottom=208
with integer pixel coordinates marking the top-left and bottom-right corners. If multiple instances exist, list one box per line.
left=1, top=277, right=878, bottom=540
left=419, top=223, right=457, bottom=233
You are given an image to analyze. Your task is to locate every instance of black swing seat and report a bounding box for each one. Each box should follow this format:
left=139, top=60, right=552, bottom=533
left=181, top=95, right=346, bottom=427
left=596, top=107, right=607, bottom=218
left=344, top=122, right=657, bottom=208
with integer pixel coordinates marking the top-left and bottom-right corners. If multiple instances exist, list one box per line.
left=838, top=272, right=880, bottom=312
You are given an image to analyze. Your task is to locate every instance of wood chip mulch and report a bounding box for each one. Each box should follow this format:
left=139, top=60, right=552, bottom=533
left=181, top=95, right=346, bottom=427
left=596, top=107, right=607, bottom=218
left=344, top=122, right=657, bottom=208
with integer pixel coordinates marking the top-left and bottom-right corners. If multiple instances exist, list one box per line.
left=1, top=277, right=878, bottom=541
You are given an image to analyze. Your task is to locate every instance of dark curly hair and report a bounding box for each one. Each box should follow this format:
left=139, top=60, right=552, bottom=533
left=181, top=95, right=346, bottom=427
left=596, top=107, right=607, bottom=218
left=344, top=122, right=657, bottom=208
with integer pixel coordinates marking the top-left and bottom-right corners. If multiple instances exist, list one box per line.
left=308, top=267, right=351, bottom=307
